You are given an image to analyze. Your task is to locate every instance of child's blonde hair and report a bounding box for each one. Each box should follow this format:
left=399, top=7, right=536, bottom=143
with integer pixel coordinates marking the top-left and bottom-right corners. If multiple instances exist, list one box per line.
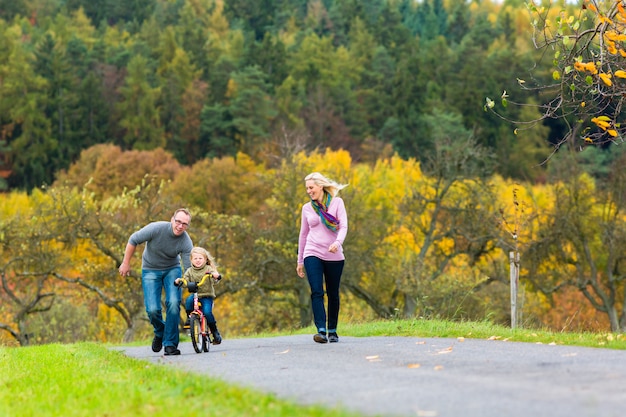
left=190, top=246, right=217, bottom=267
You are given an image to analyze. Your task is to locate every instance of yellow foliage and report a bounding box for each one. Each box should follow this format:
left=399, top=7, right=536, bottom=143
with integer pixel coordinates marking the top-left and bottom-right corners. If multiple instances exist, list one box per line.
left=574, top=61, right=598, bottom=74
left=598, top=16, right=613, bottom=25
left=604, top=31, right=626, bottom=42
left=591, top=116, right=611, bottom=130
left=279, top=16, right=299, bottom=48
left=294, top=148, right=353, bottom=180
left=103, top=25, right=132, bottom=49
left=0, top=190, right=32, bottom=217
left=599, top=72, right=612, bottom=86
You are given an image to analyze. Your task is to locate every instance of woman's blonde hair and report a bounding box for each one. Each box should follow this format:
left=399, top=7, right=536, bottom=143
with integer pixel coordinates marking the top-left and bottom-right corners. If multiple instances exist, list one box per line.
left=190, top=246, right=216, bottom=267
left=304, top=172, right=348, bottom=197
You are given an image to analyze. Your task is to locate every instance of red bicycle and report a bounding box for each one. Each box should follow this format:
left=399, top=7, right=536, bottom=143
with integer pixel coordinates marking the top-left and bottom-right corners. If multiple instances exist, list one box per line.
left=177, top=274, right=221, bottom=354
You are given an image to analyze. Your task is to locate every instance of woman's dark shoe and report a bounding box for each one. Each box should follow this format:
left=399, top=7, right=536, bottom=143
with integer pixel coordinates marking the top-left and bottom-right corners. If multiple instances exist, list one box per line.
left=328, top=332, right=339, bottom=343
left=152, top=336, right=163, bottom=352
left=314, top=333, right=328, bottom=343
left=164, top=346, right=181, bottom=356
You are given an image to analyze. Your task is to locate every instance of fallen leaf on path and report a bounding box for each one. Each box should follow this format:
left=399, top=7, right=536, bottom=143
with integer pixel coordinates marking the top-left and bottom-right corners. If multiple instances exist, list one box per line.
left=275, top=349, right=290, bottom=354
left=435, top=346, right=453, bottom=354
left=434, top=365, right=444, bottom=371
left=457, top=337, right=465, bottom=342
left=407, top=363, right=421, bottom=368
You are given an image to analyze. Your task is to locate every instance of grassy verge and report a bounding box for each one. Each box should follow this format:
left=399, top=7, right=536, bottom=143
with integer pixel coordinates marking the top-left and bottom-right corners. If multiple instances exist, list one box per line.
left=2, top=318, right=625, bottom=417
left=257, top=318, right=626, bottom=350
left=0, top=342, right=362, bottom=417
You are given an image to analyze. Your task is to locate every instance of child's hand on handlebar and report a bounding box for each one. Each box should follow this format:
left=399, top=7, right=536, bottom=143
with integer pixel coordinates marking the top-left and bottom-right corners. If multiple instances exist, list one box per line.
left=174, top=278, right=182, bottom=287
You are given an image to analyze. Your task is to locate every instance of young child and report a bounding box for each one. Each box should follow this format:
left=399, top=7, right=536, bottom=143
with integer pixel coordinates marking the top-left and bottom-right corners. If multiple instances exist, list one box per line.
left=174, top=247, right=223, bottom=344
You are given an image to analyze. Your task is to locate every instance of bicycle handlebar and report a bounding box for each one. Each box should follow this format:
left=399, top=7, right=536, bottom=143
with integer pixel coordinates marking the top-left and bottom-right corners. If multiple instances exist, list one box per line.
left=175, top=273, right=222, bottom=293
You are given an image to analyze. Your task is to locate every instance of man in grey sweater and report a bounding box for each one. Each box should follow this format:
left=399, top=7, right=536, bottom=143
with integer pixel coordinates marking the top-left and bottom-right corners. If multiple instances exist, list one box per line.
left=118, top=208, right=194, bottom=356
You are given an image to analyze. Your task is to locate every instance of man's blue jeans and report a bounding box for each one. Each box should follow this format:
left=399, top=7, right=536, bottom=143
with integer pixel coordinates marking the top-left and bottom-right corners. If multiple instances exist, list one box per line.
left=184, top=295, right=216, bottom=324
left=304, top=256, right=344, bottom=333
left=142, top=267, right=182, bottom=348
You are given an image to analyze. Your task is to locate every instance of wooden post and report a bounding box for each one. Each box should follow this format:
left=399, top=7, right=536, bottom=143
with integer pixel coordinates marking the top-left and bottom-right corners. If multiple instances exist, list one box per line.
left=509, top=251, right=519, bottom=328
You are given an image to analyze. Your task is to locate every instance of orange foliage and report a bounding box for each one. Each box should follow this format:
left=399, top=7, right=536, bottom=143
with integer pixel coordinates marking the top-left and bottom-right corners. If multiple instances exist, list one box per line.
left=541, top=287, right=609, bottom=332
left=54, top=144, right=182, bottom=197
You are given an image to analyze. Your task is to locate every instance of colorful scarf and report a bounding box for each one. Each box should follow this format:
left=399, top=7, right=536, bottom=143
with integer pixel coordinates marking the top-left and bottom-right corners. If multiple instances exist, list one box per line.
left=311, top=192, right=340, bottom=232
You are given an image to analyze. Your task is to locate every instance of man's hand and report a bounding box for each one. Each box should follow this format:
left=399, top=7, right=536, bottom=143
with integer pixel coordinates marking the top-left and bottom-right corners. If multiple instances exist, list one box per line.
left=118, top=263, right=131, bottom=277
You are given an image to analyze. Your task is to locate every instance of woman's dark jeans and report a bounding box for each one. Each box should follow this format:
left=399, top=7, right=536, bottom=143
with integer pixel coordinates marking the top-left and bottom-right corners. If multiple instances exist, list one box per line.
left=304, top=256, right=344, bottom=333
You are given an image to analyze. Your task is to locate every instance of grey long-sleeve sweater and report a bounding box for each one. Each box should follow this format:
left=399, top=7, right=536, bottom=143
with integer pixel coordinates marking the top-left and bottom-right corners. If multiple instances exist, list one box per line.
left=129, top=221, right=193, bottom=271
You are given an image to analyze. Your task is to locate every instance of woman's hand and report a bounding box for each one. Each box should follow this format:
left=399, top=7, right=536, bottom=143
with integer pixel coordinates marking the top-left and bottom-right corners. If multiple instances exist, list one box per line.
left=296, top=264, right=305, bottom=278
left=328, top=242, right=339, bottom=253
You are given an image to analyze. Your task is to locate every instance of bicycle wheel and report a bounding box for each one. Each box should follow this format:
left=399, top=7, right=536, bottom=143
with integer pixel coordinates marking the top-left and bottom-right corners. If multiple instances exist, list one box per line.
left=201, top=317, right=210, bottom=353
left=190, top=314, right=203, bottom=353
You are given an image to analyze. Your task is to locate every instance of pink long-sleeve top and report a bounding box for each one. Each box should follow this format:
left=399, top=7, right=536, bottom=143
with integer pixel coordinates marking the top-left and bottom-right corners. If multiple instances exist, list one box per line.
left=297, top=196, right=348, bottom=264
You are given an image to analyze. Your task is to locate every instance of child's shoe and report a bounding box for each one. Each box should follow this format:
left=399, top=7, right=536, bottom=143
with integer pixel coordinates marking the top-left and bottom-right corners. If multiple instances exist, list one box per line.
left=209, top=322, right=222, bottom=344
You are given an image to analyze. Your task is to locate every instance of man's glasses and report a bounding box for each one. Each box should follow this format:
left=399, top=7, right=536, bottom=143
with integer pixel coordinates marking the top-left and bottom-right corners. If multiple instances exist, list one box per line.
left=174, top=219, right=189, bottom=228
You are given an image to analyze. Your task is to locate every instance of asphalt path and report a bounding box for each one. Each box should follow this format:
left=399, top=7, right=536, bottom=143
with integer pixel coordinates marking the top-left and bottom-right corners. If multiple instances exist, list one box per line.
left=117, top=334, right=626, bottom=417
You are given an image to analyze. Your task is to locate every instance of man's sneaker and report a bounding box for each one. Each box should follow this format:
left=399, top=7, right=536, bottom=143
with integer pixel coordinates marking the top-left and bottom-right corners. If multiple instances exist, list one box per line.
left=164, top=346, right=181, bottom=356
left=328, top=332, right=339, bottom=343
left=212, top=332, right=222, bottom=345
left=314, top=332, right=328, bottom=344
left=151, top=336, right=163, bottom=352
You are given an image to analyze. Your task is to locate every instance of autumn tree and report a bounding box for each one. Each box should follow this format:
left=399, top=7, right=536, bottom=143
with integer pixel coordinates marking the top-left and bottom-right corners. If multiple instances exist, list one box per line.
left=0, top=191, right=72, bottom=346
left=525, top=153, right=626, bottom=332
left=371, top=138, right=500, bottom=318
left=486, top=0, right=626, bottom=150
left=53, top=144, right=182, bottom=199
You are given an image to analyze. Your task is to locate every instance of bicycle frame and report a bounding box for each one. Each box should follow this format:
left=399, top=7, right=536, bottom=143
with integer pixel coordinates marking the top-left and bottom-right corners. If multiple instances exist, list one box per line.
left=189, top=275, right=222, bottom=353
left=190, top=291, right=212, bottom=353
left=179, top=273, right=220, bottom=354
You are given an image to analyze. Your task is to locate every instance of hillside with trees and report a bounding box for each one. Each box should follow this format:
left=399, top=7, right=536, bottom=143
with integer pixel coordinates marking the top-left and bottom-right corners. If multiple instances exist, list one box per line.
left=2, top=0, right=626, bottom=346
left=0, top=0, right=592, bottom=192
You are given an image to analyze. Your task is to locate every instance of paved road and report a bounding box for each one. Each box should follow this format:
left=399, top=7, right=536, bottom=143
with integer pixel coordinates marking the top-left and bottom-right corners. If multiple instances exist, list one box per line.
left=118, top=334, right=626, bottom=417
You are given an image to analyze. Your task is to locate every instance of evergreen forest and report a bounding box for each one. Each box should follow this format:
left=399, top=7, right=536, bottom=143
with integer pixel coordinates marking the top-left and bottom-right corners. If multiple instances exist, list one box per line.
left=2, top=0, right=626, bottom=346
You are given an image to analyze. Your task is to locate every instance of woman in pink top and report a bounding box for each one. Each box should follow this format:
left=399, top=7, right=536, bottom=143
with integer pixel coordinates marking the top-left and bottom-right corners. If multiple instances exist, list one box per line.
left=296, top=172, right=348, bottom=343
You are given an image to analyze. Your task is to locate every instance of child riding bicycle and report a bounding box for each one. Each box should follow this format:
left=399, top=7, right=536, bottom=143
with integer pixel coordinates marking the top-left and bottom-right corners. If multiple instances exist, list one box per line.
left=174, top=246, right=223, bottom=344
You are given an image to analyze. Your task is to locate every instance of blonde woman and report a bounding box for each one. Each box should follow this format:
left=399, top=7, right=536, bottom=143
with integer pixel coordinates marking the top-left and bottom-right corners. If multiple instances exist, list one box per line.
left=296, top=172, right=349, bottom=343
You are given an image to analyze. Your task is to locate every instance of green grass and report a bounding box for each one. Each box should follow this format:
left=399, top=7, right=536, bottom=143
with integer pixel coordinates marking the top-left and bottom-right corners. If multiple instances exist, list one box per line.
left=0, top=342, right=362, bottom=417
left=267, top=318, right=626, bottom=350
left=2, top=318, right=625, bottom=417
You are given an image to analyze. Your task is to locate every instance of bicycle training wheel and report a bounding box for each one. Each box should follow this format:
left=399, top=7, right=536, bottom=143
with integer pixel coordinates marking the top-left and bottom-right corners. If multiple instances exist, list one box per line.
left=201, top=317, right=210, bottom=353
left=190, top=315, right=203, bottom=353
